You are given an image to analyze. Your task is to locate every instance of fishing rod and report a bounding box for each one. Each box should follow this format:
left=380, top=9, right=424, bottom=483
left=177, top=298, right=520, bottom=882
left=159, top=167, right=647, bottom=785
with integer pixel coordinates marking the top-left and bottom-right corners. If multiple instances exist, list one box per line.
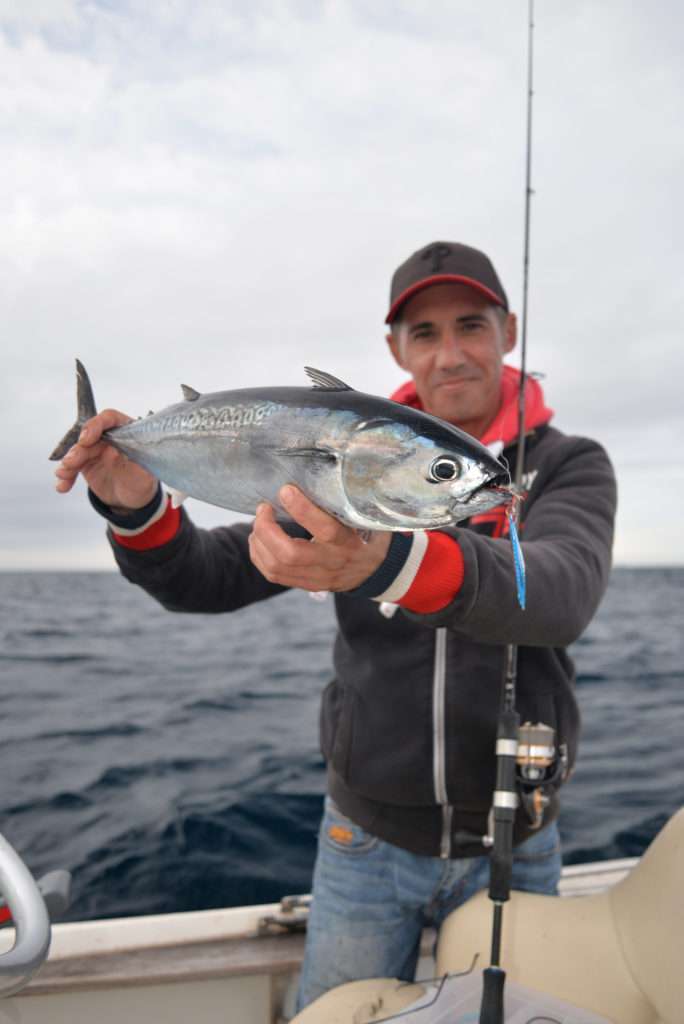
left=479, top=3, right=535, bottom=1022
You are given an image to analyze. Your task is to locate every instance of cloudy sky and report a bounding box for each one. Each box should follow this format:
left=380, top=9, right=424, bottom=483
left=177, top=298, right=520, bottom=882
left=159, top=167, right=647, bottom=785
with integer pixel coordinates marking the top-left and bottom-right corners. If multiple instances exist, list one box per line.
left=2, top=0, right=682, bottom=570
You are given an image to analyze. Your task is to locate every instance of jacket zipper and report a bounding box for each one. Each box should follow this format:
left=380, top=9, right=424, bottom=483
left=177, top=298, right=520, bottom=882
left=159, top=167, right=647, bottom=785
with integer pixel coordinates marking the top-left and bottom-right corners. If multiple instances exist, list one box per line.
left=433, top=627, right=451, bottom=858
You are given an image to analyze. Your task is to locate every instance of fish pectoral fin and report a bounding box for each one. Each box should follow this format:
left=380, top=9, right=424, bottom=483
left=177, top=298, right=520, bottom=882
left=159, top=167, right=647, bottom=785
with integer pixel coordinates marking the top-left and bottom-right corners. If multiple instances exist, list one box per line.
left=181, top=385, right=201, bottom=402
left=273, top=446, right=338, bottom=462
left=304, top=367, right=354, bottom=391
left=167, top=487, right=189, bottom=508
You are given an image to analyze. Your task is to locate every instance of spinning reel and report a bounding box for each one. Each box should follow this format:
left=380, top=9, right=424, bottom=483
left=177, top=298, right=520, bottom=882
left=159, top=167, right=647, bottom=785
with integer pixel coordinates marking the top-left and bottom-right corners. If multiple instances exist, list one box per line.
left=515, top=721, right=568, bottom=829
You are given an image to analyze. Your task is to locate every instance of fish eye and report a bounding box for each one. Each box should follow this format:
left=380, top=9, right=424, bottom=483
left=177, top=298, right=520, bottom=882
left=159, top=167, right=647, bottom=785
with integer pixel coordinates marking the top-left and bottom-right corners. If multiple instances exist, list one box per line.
left=428, top=457, right=461, bottom=483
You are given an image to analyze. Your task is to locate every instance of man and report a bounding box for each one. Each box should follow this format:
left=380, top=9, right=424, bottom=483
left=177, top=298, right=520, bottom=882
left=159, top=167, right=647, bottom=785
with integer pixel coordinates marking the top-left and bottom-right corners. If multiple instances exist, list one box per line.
left=54, top=242, right=617, bottom=1010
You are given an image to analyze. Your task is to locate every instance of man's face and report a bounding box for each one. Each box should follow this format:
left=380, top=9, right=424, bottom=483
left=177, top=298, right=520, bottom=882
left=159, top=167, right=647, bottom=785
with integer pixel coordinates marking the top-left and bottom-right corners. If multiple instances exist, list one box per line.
left=387, top=282, right=516, bottom=437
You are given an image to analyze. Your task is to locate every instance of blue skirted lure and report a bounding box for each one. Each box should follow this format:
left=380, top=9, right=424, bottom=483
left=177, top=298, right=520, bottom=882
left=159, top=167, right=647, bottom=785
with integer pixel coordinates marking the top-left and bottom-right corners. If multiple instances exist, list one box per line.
left=507, top=508, right=526, bottom=610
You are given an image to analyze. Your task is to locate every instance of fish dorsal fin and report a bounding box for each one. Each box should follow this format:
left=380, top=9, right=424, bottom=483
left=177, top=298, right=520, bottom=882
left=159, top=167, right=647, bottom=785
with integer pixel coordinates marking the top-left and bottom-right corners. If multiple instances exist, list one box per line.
left=181, top=385, right=201, bottom=402
left=305, top=367, right=354, bottom=391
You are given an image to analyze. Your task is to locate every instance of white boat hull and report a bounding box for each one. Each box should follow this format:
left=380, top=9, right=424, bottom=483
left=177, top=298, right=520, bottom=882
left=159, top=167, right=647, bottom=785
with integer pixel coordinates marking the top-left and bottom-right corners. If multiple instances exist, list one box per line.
left=0, top=859, right=637, bottom=1024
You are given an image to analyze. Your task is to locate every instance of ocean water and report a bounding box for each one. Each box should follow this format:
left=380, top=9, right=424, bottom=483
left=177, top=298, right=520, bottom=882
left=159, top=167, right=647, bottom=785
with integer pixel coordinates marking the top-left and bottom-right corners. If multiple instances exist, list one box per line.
left=1, top=568, right=683, bottom=923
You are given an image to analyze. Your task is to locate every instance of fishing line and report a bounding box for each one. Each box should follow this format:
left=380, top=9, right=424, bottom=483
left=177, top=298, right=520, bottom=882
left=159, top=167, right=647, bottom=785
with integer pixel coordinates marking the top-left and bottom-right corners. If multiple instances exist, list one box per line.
left=479, top=2, right=536, bottom=1023
left=514, top=0, right=535, bottom=491
left=351, top=961, right=478, bottom=1022
left=343, top=960, right=560, bottom=1024
left=506, top=0, right=535, bottom=612
left=506, top=0, right=535, bottom=750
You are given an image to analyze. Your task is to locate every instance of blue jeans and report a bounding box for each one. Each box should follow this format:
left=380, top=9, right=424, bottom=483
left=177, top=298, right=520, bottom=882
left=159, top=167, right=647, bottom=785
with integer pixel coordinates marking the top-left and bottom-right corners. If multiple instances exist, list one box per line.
left=296, top=797, right=562, bottom=1011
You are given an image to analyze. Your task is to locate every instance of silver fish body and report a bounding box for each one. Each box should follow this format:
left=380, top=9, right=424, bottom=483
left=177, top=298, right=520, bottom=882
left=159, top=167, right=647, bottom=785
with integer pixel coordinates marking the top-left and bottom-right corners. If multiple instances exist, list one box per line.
left=51, top=363, right=511, bottom=531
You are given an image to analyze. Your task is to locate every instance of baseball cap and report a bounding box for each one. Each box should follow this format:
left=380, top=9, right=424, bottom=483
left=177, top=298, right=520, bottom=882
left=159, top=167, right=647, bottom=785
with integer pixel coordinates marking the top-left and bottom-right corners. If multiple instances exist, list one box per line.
left=386, top=241, right=509, bottom=324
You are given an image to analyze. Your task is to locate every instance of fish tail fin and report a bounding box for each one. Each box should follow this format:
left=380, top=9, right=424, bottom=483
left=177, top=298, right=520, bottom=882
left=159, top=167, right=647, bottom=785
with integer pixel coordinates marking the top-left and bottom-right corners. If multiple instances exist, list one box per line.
left=48, top=359, right=98, bottom=461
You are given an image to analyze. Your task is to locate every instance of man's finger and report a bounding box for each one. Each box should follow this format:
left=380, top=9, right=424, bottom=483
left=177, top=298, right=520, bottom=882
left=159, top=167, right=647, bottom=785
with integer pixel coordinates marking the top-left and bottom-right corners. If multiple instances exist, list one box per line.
left=60, top=440, right=108, bottom=472
left=279, top=485, right=348, bottom=544
left=54, top=462, right=78, bottom=481
left=54, top=443, right=101, bottom=492
left=248, top=528, right=308, bottom=581
left=249, top=531, right=329, bottom=590
left=253, top=503, right=318, bottom=568
left=79, top=409, right=132, bottom=446
left=54, top=468, right=77, bottom=493
left=255, top=501, right=277, bottom=524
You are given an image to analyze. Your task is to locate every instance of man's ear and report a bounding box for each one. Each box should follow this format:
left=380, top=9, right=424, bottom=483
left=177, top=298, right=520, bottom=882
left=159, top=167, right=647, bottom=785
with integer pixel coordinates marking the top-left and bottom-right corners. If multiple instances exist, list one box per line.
left=503, top=312, right=517, bottom=354
left=386, top=330, right=407, bottom=369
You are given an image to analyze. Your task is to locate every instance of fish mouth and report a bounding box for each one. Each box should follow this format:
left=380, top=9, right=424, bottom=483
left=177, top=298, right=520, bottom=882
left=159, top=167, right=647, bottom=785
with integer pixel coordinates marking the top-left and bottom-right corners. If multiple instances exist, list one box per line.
left=445, top=471, right=514, bottom=523
left=469, top=472, right=515, bottom=507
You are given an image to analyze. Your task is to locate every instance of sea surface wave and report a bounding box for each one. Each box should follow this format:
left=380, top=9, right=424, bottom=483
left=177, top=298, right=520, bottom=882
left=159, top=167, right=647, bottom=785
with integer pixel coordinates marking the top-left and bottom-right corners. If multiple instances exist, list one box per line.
left=1, top=568, right=683, bottom=921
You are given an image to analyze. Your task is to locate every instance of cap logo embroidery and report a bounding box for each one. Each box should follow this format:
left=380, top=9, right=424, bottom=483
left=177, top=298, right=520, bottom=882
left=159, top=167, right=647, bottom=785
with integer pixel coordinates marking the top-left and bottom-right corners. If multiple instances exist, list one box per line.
left=421, top=243, right=451, bottom=273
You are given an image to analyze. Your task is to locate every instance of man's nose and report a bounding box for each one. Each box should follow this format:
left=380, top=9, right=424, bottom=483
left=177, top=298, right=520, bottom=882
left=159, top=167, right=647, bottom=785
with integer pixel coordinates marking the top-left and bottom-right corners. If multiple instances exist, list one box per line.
left=436, top=330, right=466, bottom=368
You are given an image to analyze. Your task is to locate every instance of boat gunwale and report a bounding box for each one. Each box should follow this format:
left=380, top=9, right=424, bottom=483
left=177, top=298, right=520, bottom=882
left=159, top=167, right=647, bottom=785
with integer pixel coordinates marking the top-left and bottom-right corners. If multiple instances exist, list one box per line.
left=7, top=857, right=639, bottom=998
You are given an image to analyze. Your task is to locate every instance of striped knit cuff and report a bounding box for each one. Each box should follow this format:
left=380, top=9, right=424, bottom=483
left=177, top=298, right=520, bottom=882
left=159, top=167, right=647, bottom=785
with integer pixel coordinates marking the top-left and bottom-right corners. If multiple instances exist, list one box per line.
left=396, top=532, right=465, bottom=613
left=88, top=485, right=182, bottom=550
left=345, top=530, right=465, bottom=611
left=372, top=531, right=429, bottom=602
left=88, top=485, right=164, bottom=532
left=113, top=499, right=181, bottom=550
left=344, top=532, right=414, bottom=599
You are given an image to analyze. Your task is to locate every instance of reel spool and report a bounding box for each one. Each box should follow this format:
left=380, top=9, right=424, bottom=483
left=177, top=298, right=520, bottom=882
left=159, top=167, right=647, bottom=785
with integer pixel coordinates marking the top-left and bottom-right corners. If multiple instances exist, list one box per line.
left=515, top=722, right=566, bottom=828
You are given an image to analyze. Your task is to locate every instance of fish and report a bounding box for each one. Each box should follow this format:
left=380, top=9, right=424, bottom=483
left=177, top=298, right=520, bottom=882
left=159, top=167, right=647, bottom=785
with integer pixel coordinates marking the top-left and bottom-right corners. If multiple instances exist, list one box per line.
left=50, top=360, right=513, bottom=532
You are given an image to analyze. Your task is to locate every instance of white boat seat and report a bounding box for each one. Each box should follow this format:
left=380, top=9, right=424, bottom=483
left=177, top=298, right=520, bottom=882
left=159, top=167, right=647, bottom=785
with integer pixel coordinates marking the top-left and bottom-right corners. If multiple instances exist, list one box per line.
left=291, top=807, right=684, bottom=1024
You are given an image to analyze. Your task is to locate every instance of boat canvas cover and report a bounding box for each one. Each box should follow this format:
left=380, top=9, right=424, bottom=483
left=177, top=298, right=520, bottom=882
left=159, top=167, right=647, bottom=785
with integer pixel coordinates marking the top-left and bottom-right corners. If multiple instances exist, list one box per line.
left=380, top=972, right=612, bottom=1023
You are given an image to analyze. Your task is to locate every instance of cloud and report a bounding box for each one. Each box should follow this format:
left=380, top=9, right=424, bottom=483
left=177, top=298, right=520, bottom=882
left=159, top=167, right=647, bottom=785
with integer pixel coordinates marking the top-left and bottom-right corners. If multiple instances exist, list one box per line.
left=1, top=0, right=683, bottom=567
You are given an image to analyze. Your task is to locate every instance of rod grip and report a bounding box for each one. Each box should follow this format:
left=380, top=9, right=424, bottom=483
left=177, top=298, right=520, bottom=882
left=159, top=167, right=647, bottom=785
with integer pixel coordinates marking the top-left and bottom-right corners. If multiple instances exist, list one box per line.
left=479, top=966, right=505, bottom=1024
left=489, top=821, right=515, bottom=902
left=488, top=707, right=519, bottom=902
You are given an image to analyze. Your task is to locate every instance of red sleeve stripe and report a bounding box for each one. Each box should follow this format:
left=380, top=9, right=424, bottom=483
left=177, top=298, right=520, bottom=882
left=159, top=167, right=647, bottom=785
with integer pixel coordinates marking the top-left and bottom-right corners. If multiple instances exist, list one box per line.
left=113, top=498, right=181, bottom=551
left=397, top=532, right=465, bottom=614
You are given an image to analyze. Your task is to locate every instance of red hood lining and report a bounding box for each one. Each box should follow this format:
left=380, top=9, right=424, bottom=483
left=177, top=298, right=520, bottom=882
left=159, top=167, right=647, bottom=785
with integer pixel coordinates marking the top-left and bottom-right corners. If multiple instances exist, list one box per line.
left=389, top=365, right=553, bottom=448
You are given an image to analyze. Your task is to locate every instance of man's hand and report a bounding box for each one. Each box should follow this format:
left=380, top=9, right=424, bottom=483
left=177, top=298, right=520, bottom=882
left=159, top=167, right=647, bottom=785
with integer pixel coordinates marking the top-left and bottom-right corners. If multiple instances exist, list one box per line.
left=53, top=409, right=159, bottom=511
left=249, top=485, right=392, bottom=593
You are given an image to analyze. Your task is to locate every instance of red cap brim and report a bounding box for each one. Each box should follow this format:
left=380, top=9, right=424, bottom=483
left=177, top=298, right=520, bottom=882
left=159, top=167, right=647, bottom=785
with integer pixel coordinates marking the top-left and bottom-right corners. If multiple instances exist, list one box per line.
left=385, top=275, right=506, bottom=324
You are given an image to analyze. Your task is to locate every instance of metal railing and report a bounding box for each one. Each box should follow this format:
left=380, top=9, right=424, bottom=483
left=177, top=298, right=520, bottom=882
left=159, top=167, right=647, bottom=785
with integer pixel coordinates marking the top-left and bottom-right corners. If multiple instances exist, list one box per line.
left=0, top=832, right=51, bottom=998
